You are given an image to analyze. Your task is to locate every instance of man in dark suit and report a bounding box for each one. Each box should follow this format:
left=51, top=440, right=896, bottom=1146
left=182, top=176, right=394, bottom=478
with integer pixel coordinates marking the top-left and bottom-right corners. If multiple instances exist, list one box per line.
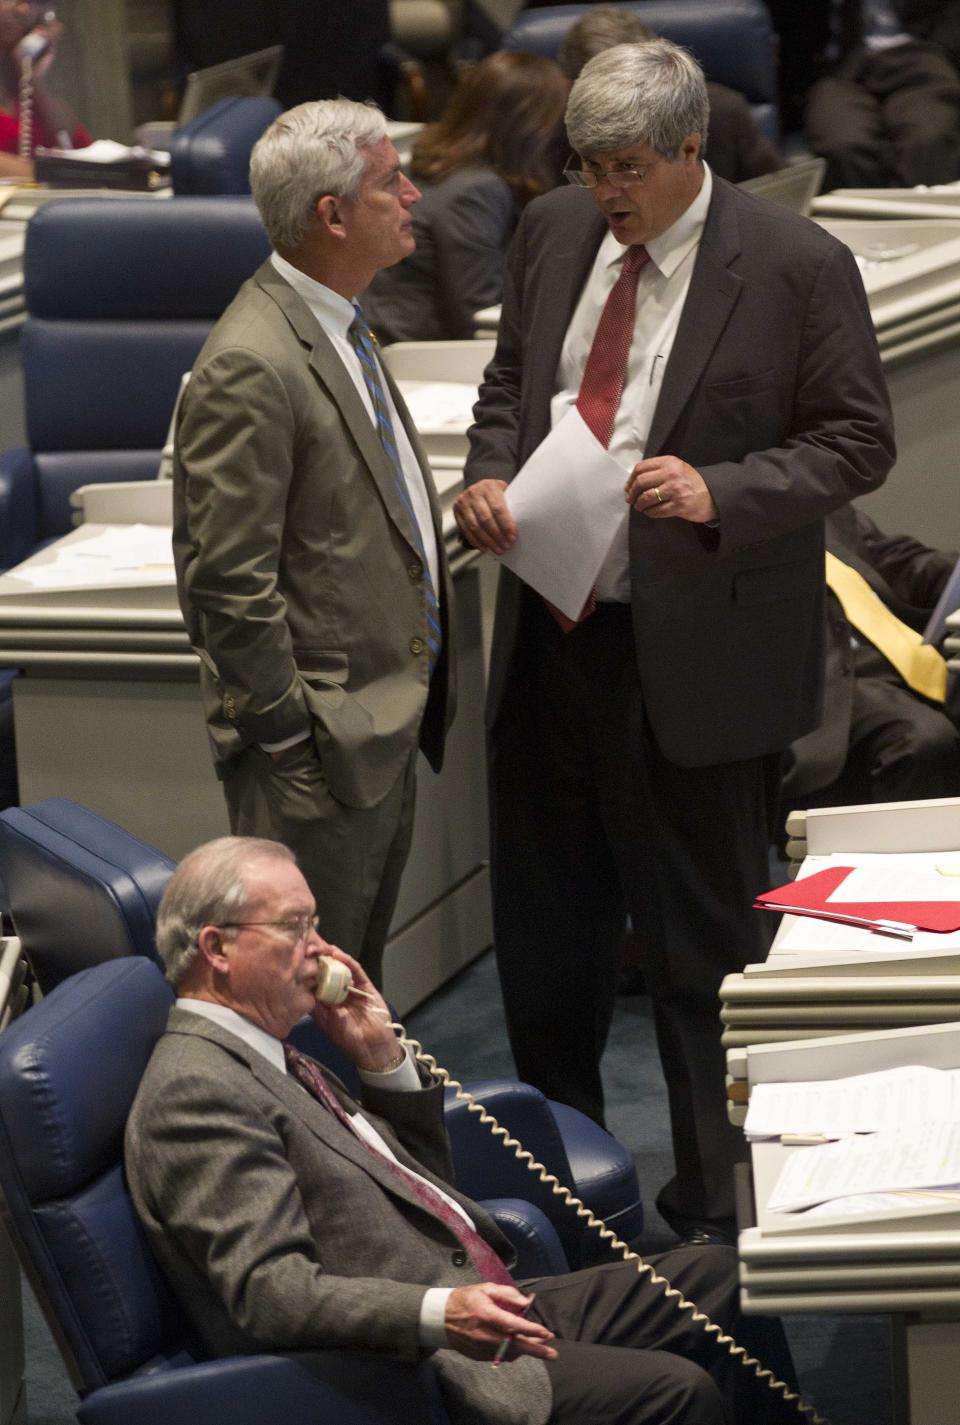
left=557, top=5, right=783, bottom=184
left=455, top=39, right=894, bottom=1239
left=126, top=835, right=797, bottom=1425
left=173, top=100, right=455, bottom=987
left=782, top=504, right=960, bottom=815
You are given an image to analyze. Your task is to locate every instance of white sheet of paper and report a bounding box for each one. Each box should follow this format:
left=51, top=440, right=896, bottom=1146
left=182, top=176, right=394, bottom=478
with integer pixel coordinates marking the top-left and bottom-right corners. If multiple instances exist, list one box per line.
left=767, top=1120, right=960, bottom=1213
left=10, top=524, right=174, bottom=589
left=396, top=382, right=479, bottom=431
left=498, top=406, right=630, bottom=620
left=830, top=865, right=960, bottom=904
left=797, top=1191, right=960, bottom=1220
left=773, top=852, right=960, bottom=955
left=744, top=1064, right=960, bottom=1140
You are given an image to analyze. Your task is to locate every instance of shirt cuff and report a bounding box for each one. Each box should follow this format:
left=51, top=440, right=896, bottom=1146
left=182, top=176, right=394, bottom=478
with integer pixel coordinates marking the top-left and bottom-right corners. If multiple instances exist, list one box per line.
left=357, top=1046, right=421, bottom=1092
left=259, top=730, right=311, bottom=753
left=419, top=1287, right=453, bottom=1350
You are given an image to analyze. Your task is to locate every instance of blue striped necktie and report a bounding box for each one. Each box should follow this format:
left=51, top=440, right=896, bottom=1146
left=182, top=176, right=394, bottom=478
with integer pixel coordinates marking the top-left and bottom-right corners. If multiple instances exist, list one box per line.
left=348, top=304, right=442, bottom=673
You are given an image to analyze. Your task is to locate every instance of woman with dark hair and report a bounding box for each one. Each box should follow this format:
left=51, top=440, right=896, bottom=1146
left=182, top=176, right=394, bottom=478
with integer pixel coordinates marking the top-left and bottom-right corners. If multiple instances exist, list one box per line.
left=362, top=51, right=568, bottom=344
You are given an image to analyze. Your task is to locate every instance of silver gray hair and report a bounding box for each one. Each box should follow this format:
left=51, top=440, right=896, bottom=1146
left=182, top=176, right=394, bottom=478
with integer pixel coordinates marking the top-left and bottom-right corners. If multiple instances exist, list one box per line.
left=565, top=39, right=710, bottom=160
left=156, top=836, right=296, bottom=988
left=249, top=98, right=388, bottom=250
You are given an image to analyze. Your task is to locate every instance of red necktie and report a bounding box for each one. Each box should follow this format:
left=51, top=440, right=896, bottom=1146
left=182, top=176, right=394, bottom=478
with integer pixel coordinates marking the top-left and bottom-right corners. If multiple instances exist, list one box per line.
left=548, top=244, right=650, bottom=632
left=283, top=1042, right=514, bottom=1287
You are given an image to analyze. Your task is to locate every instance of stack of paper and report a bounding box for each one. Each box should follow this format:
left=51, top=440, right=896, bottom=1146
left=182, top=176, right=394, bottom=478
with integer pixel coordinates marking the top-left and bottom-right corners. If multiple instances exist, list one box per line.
left=745, top=1063, right=960, bottom=1140
left=768, top=1120, right=960, bottom=1213
left=12, top=524, right=174, bottom=590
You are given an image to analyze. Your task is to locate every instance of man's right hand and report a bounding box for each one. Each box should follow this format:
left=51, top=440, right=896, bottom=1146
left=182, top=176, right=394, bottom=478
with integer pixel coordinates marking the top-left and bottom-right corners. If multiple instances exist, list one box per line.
left=453, top=480, right=517, bottom=555
left=444, top=1283, right=556, bottom=1361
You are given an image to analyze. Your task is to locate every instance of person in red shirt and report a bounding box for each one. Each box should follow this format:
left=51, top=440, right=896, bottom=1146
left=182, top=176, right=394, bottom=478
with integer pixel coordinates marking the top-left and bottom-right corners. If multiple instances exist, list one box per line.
left=0, top=0, right=90, bottom=178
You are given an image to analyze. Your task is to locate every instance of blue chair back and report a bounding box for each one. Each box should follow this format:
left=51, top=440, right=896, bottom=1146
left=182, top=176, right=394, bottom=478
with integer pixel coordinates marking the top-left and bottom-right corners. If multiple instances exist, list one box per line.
left=0, top=798, right=174, bottom=992
left=169, top=96, right=283, bottom=195
left=0, top=958, right=183, bottom=1391
left=15, top=195, right=270, bottom=548
left=503, top=0, right=780, bottom=140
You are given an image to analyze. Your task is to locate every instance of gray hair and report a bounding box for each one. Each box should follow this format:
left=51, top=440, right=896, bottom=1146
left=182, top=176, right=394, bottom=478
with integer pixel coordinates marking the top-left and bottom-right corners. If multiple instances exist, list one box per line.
left=565, top=39, right=710, bottom=160
left=249, top=98, right=388, bottom=250
left=156, top=836, right=296, bottom=988
left=558, top=7, right=655, bottom=82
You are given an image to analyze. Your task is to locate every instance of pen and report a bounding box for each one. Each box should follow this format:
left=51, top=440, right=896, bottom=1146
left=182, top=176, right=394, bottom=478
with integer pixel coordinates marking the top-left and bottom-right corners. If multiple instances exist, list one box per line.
left=492, top=1294, right=536, bottom=1367
left=780, top=1134, right=831, bottom=1146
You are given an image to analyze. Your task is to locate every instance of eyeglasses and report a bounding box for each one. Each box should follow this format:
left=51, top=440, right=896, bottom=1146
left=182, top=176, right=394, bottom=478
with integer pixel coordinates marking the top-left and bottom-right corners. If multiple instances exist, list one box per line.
left=563, top=155, right=664, bottom=190
left=217, top=914, right=320, bottom=946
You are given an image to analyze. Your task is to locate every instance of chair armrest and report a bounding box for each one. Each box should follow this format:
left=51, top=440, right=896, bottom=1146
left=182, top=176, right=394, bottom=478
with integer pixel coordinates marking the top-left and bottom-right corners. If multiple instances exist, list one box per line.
left=77, top=1351, right=452, bottom=1425
left=445, top=1078, right=575, bottom=1202
left=445, top=1078, right=591, bottom=1264
left=0, top=448, right=38, bottom=571
left=478, top=1196, right=570, bottom=1278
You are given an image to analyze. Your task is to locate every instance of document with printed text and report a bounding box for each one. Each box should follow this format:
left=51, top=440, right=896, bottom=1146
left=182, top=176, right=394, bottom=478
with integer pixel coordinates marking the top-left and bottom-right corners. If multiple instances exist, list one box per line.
left=745, top=1064, right=960, bottom=1140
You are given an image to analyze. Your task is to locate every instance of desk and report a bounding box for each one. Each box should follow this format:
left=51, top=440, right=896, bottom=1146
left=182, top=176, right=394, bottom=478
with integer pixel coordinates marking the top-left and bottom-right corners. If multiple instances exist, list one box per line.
left=811, top=210, right=960, bottom=548
left=721, top=798, right=960, bottom=1053
left=738, top=1022, right=960, bottom=1424
left=0, top=481, right=492, bottom=1016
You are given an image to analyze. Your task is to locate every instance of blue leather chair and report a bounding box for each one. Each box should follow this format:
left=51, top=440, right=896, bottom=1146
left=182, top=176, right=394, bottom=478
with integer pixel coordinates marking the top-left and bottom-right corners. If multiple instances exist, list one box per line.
left=169, top=95, right=283, bottom=195
left=0, top=797, right=644, bottom=1268
left=0, top=956, right=461, bottom=1425
left=0, top=195, right=270, bottom=571
left=503, top=0, right=781, bottom=141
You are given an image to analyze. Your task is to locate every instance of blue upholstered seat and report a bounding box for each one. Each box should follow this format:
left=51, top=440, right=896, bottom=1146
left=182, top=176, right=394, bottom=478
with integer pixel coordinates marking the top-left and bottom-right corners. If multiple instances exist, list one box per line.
left=0, top=195, right=270, bottom=570
left=0, top=957, right=455, bottom=1425
left=169, top=95, right=283, bottom=195
left=0, top=797, right=643, bottom=1268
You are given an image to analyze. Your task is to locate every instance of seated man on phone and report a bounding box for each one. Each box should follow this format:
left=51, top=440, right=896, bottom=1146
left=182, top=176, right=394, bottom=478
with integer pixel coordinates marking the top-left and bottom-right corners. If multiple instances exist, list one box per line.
left=126, top=835, right=797, bottom=1425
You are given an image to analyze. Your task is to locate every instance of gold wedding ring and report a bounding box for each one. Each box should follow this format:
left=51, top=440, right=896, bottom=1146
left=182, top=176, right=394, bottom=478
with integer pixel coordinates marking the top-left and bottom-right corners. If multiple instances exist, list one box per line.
left=653, top=487, right=663, bottom=504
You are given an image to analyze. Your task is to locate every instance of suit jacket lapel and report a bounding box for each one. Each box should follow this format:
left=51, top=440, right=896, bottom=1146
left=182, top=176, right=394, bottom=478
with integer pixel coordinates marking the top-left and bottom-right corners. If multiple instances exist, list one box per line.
left=528, top=206, right=608, bottom=449
left=646, top=179, right=744, bottom=456
left=165, top=1010, right=470, bottom=1227
left=254, top=264, right=424, bottom=562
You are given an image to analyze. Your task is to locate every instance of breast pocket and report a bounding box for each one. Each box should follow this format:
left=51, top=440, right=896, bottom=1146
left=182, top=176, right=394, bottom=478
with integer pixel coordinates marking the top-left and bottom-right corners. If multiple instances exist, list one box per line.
left=703, top=370, right=781, bottom=452
left=705, top=370, right=777, bottom=402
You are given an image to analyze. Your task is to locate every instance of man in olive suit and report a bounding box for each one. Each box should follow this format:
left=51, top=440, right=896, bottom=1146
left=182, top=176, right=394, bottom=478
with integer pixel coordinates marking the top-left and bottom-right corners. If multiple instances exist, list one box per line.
left=173, top=100, right=455, bottom=985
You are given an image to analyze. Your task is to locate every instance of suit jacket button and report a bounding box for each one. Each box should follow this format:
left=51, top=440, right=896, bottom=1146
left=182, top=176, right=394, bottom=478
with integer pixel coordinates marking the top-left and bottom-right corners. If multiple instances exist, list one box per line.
left=451, top=1248, right=468, bottom=1267
left=410, top=636, right=425, bottom=656
left=408, top=561, right=422, bottom=581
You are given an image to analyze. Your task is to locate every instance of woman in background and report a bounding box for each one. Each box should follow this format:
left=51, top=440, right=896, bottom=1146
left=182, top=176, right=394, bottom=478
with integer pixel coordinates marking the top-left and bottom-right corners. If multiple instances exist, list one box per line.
left=363, top=50, right=567, bottom=344
left=0, top=1, right=90, bottom=179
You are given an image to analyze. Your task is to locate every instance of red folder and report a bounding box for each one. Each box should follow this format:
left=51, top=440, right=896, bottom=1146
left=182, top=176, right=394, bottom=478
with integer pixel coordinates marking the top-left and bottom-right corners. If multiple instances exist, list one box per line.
left=754, top=865, right=960, bottom=935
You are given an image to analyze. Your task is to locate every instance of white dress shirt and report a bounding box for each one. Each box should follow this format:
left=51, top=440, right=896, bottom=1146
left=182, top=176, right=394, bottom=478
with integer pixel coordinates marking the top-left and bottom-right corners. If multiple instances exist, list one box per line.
left=551, top=166, right=713, bottom=601
left=177, top=996, right=466, bottom=1346
left=262, top=252, right=441, bottom=753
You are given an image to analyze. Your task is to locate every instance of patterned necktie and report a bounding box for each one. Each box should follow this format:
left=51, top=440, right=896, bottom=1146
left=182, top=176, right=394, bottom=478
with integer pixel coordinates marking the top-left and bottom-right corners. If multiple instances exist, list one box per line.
left=577, top=244, right=650, bottom=448
left=283, top=1042, right=514, bottom=1286
left=825, top=551, right=948, bottom=702
left=548, top=244, right=650, bottom=633
left=348, top=305, right=442, bottom=672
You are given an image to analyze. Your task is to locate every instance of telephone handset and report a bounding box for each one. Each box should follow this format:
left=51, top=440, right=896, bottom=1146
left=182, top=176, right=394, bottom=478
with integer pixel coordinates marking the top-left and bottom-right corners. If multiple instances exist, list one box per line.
left=313, top=956, right=355, bottom=1007
left=16, top=27, right=51, bottom=64
left=315, top=957, right=825, bottom=1423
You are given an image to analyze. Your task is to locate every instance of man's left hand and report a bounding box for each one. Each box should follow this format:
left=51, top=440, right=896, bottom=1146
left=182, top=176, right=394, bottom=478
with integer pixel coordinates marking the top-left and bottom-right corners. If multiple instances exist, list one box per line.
left=625, top=456, right=718, bottom=523
left=310, top=948, right=400, bottom=1071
